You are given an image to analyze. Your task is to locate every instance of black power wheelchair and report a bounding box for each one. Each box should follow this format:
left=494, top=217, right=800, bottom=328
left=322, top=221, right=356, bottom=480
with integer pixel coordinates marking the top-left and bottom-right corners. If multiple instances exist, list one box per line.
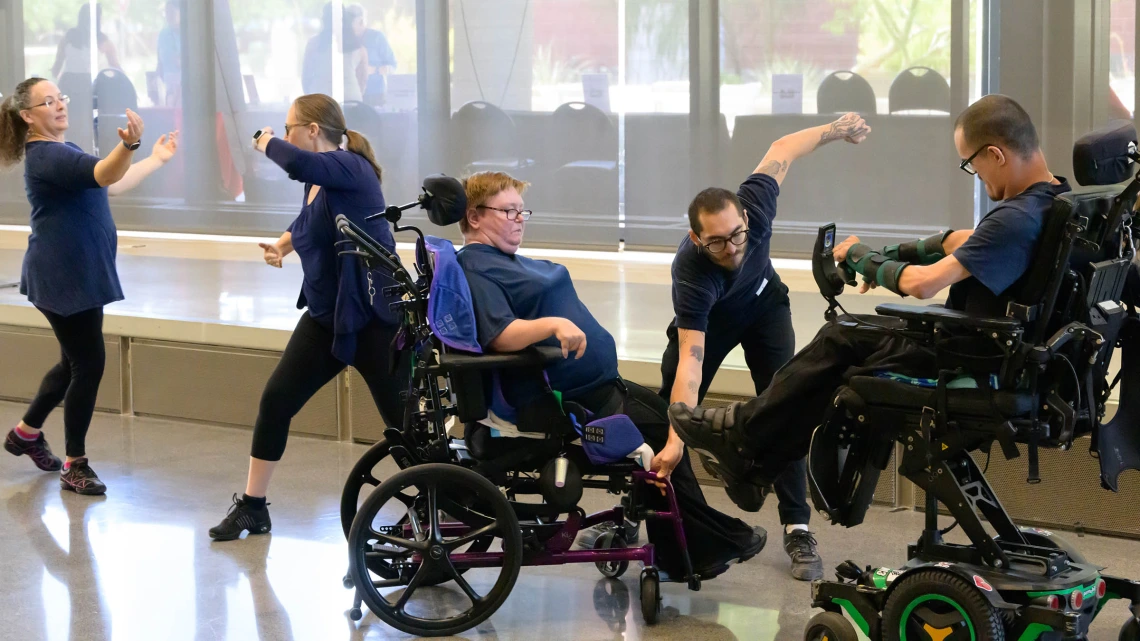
left=803, top=122, right=1140, bottom=641
left=333, top=177, right=701, bottom=637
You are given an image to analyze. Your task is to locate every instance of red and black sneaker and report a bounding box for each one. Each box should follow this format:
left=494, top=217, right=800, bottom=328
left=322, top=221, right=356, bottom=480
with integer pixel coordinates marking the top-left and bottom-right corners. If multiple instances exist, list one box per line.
left=60, top=458, right=107, bottom=495
left=5, top=429, right=63, bottom=471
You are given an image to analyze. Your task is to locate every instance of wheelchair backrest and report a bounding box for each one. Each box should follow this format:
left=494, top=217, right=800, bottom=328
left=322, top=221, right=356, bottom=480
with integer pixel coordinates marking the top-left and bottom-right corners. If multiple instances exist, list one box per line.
left=1003, top=193, right=1085, bottom=344
left=423, top=235, right=482, bottom=354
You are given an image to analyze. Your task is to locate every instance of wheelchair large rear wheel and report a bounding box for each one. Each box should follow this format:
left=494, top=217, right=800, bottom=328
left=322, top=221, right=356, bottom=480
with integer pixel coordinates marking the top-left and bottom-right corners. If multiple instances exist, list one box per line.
left=341, top=438, right=392, bottom=538
left=882, top=570, right=1004, bottom=641
left=347, top=463, right=523, bottom=637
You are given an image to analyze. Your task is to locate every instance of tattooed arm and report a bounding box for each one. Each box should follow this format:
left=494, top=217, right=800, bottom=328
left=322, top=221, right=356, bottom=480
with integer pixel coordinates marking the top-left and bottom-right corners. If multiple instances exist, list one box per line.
left=670, top=328, right=707, bottom=409
left=645, top=326, right=708, bottom=490
left=753, top=112, right=871, bottom=185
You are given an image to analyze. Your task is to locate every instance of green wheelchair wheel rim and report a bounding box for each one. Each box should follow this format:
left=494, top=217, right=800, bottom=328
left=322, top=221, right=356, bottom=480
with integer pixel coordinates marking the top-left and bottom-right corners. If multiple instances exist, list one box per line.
left=899, top=594, right=977, bottom=641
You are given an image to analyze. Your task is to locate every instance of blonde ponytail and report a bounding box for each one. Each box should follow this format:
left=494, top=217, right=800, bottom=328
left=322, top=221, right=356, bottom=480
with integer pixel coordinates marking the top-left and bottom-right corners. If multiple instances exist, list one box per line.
left=345, top=129, right=383, bottom=183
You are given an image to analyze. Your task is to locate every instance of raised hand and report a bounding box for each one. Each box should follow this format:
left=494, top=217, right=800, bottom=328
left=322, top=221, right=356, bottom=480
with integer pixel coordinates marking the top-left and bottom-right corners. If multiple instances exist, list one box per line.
left=822, top=112, right=871, bottom=145
left=151, top=131, right=179, bottom=163
left=117, top=108, right=144, bottom=145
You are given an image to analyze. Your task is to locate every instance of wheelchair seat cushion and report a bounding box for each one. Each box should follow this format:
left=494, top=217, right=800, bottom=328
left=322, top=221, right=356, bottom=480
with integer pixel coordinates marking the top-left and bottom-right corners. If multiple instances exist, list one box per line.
left=848, top=375, right=1035, bottom=417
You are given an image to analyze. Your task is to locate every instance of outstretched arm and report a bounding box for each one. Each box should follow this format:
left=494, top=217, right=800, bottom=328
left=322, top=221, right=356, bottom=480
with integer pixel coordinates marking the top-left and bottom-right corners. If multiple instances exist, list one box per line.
left=754, top=112, right=871, bottom=185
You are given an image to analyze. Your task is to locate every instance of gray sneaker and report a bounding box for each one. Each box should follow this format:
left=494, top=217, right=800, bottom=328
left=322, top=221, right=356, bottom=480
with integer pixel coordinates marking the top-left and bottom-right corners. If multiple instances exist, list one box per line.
left=784, top=529, right=824, bottom=581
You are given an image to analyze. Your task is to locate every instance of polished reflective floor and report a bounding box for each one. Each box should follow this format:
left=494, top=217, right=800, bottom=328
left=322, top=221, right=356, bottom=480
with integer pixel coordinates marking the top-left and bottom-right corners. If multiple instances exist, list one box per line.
left=3, top=401, right=1140, bottom=641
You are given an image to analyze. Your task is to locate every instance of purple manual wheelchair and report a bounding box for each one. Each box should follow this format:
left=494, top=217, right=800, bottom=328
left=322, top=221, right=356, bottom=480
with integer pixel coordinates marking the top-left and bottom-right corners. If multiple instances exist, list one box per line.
left=336, top=175, right=702, bottom=637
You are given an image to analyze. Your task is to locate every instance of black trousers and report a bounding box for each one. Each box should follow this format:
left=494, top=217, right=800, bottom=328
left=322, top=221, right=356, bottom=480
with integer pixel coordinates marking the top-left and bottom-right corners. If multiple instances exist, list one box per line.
left=570, top=379, right=757, bottom=577
left=251, top=312, right=407, bottom=461
left=658, top=276, right=811, bottom=525
left=734, top=314, right=936, bottom=480
left=23, top=306, right=106, bottom=458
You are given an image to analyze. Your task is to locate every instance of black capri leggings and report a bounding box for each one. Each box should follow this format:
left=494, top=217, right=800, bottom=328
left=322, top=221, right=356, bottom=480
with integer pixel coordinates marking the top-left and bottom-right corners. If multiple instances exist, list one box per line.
left=23, top=306, right=107, bottom=459
left=251, top=312, right=407, bottom=461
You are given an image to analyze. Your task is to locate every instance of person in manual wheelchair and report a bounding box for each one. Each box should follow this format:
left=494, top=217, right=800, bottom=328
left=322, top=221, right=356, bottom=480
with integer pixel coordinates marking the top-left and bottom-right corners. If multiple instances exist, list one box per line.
left=667, top=94, right=1071, bottom=510
left=455, top=171, right=765, bottom=580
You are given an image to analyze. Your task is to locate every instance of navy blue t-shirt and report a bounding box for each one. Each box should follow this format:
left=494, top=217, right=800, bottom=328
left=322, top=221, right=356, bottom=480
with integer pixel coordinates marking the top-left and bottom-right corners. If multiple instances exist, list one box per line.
left=20, top=141, right=123, bottom=316
left=948, top=178, right=1071, bottom=315
left=671, top=172, right=779, bottom=332
left=456, top=243, right=620, bottom=399
left=266, top=138, right=397, bottom=364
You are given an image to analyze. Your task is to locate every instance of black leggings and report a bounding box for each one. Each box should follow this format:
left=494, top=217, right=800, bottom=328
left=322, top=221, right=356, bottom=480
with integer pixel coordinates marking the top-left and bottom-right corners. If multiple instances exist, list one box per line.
left=251, top=312, right=407, bottom=461
left=23, top=306, right=107, bottom=458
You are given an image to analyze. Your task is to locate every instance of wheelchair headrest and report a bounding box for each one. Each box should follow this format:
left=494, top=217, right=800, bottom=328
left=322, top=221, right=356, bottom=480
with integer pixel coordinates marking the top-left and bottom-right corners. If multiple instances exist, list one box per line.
left=423, top=236, right=481, bottom=353
left=422, top=175, right=468, bottom=227
left=1073, top=120, right=1137, bottom=186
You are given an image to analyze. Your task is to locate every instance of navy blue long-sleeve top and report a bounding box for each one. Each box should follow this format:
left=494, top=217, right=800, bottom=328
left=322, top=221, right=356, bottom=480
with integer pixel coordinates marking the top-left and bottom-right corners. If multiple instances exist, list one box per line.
left=265, top=137, right=398, bottom=364
left=20, top=141, right=124, bottom=316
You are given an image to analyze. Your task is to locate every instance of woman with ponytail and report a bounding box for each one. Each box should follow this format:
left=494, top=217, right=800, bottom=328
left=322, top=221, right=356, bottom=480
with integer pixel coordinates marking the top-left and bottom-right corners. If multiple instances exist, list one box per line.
left=1, top=78, right=177, bottom=496
left=210, top=93, right=406, bottom=540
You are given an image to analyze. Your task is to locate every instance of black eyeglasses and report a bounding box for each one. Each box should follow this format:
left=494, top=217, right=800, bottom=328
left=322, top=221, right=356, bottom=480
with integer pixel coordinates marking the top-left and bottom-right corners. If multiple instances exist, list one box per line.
left=960, top=143, right=995, bottom=175
left=29, top=95, right=70, bottom=109
left=478, top=205, right=533, bottom=221
left=701, top=228, right=748, bottom=254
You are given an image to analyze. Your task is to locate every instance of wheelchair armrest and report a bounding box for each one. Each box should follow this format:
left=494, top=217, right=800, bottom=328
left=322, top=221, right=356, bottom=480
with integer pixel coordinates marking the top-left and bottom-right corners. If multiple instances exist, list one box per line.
left=875, top=303, right=1023, bottom=332
left=436, top=346, right=564, bottom=373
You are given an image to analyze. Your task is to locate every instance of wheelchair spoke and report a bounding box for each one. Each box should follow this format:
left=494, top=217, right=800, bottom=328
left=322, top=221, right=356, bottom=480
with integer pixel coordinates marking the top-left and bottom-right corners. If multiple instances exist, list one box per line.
left=443, top=522, right=499, bottom=551
left=364, top=473, right=381, bottom=487
left=392, top=490, right=416, bottom=507
left=426, top=483, right=442, bottom=541
left=393, top=563, right=430, bottom=613
left=369, top=529, right=426, bottom=552
left=451, top=568, right=484, bottom=606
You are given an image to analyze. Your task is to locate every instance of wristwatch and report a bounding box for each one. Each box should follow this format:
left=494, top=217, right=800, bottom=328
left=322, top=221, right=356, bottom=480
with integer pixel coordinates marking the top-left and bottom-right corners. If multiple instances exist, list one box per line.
left=123, top=139, right=141, bottom=151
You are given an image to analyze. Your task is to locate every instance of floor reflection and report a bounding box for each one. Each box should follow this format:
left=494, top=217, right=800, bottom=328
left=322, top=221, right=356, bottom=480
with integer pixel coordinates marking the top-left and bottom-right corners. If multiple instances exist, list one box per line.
left=7, top=476, right=111, bottom=641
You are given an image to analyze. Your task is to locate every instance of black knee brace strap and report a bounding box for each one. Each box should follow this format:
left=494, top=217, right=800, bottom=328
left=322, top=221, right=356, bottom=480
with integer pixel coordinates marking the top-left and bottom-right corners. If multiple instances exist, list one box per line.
left=845, top=243, right=909, bottom=296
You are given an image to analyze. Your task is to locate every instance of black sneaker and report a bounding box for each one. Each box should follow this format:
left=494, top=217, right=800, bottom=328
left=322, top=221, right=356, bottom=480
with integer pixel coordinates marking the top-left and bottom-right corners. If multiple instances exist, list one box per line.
left=575, top=518, right=641, bottom=550
left=739, top=525, right=768, bottom=564
left=210, top=494, right=272, bottom=541
left=784, top=529, right=824, bottom=581
left=5, top=429, right=63, bottom=471
left=668, top=402, right=755, bottom=483
left=59, top=458, right=107, bottom=495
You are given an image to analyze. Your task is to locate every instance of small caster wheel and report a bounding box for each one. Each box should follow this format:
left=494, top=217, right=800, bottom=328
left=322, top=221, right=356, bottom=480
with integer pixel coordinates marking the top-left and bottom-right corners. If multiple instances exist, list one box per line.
left=349, top=608, right=363, bottom=622
left=594, top=531, right=629, bottom=579
left=640, top=568, right=661, bottom=625
left=804, top=611, right=859, bottom=641
left=1120, top=617, right=1140, bottom=641
left=687, top=575, right=701, bottom=591
left=342, top=574, right=354, bottom=590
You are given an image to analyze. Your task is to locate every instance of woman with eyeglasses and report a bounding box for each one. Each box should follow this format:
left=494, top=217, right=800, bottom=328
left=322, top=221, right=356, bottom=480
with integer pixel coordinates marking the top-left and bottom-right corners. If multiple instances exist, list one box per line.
left=209, top=93, right=407, bottom=541
left=0, top=77, right=178, bottom=495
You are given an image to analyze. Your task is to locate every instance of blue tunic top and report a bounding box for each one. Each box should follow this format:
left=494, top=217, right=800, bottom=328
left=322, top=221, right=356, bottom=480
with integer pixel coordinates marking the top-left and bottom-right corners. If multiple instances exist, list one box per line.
left=457, top=243, right=619, bottom=399
left=265, top=137, right=397, bottom=364
left=20, top=141, right=123, bottom=316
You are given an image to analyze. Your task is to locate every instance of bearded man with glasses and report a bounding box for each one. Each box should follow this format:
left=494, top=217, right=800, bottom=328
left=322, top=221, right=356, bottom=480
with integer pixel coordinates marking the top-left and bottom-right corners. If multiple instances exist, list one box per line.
left=654, top=111, right=871, bottom=581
